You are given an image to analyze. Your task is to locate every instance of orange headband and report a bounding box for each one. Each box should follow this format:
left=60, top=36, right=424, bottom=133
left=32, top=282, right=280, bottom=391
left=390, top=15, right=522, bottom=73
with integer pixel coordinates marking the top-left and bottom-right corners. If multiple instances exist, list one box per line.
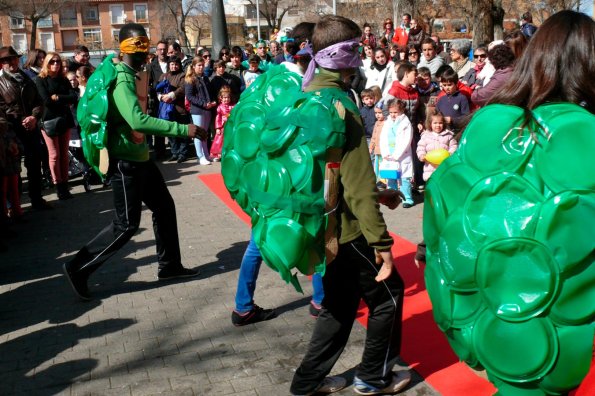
left=119, top=36, right=150, bottom=54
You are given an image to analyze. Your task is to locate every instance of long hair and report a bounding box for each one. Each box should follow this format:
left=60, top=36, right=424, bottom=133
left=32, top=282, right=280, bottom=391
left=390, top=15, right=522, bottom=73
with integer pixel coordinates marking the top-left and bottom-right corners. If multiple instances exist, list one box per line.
left=38, top=52, right=63, bottom=78
left=24, top=49, right=46, bottom=69
left=184, top=56, right=204, bottom=84
left=489, top=10, right=595, bottom=113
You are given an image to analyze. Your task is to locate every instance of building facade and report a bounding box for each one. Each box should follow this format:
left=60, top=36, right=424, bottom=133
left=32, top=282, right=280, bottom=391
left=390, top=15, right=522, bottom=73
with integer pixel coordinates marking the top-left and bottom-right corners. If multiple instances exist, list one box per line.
left=0, top=0, right=177, bottom=56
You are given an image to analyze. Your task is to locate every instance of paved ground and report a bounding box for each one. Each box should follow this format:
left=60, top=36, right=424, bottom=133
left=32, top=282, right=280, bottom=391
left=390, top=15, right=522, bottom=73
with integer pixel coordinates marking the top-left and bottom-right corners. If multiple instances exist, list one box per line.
left=0, top=159, right=434, bottom=396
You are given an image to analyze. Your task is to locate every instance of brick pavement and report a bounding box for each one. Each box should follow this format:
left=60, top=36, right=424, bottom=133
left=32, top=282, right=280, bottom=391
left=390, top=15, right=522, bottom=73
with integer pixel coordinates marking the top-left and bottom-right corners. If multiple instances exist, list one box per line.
left=0, top=160, right=436, bottom=396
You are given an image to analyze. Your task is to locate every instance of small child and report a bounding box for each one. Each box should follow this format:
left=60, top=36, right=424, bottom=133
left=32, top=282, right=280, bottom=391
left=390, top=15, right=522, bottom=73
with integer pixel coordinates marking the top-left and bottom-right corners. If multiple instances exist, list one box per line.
left=242, top=54, right=263, bottom=88
left=379, top=99, right=414, bottom=208
left=2, top=128, right=24, bottom=221
left=369, top=105, right=385, bottom=180
left=210, top=85, right=235, bottom=161
left=416, top=110, right=458, bottom=181
left=359, top=88, right=376, bottom=148
left=435, top=68, right=470, bottom=131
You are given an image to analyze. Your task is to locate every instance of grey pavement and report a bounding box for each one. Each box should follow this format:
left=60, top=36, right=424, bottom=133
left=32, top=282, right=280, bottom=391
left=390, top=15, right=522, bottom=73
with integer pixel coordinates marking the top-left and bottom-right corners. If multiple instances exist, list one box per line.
left=0, top=160, right=435, bottom=396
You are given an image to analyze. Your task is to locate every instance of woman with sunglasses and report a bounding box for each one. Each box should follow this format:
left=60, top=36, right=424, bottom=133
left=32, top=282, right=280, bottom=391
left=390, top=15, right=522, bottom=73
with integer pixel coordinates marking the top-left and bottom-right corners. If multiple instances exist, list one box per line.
left=406, top=44, right=421, bottom=66
left=35, top=53, right=78, bottom=200
left=218, top=46, right=231, bottom=65
left=462, top=46, right=487, bottom=87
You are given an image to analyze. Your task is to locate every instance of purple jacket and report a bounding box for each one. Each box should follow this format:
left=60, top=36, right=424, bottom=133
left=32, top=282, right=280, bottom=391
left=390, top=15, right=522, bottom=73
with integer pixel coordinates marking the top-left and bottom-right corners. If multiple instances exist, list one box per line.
left=471, top=66, right=514, bottom=107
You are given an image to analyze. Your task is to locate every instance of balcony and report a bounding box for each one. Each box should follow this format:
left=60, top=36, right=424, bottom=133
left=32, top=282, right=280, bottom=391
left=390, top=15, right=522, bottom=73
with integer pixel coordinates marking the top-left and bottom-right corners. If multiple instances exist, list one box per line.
left=60, top=18, right=78, bottom=28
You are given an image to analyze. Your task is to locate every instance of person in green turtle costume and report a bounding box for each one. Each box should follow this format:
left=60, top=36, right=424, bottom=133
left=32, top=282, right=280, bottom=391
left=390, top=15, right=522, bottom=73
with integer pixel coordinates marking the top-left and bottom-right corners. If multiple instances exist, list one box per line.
left=62, top=23, right=207, bottom=301
left=423, top=10, right=595, bottom=395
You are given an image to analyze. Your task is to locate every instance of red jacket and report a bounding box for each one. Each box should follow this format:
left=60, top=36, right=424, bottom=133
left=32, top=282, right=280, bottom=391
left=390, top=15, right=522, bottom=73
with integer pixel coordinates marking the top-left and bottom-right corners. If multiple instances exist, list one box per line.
left=392, top=27, right=409, bottom=49
left=387, top=81, right=419, bottom=122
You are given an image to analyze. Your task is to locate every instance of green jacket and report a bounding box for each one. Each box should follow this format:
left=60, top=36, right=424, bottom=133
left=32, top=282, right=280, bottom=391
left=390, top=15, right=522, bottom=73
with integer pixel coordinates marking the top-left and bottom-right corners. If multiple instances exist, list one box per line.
left=306, top=69, right=393, bottom=251
left=107, top=62, right=189, bottom=162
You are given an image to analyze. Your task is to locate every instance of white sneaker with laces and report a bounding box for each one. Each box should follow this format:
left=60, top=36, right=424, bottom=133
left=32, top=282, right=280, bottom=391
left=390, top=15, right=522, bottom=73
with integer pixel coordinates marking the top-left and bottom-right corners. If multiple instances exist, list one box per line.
left=199, top=157, right=212, bottom=165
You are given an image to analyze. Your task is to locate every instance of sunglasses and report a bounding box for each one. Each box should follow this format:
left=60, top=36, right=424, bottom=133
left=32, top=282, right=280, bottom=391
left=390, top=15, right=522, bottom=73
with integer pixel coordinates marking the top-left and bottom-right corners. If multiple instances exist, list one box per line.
left=476, top=54, right=487, bottom=59
left=221, top=52, right=229, bottom=55
left=49, top=59, right=61, bottom=65
left=202, top=54, right=211, bottom=58
left=408, top=52, right=418, bottom=55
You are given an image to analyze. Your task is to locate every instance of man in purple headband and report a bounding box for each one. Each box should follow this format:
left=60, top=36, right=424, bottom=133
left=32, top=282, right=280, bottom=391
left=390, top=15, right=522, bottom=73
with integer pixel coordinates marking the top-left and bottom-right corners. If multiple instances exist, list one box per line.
left=290, top=16, right=411, bottom=396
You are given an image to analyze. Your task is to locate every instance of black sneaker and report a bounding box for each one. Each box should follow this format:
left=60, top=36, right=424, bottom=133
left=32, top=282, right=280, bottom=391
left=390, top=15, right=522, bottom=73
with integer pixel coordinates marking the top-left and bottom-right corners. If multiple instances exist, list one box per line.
left=62, top=263, right=91, bottom=301
left=231, top=305, right=277, bottom=326
left=309, top=301, right=322, bottom=318
left=402, top=202, right=413, bottom=209
left=157, top=266, right=200, bottom=280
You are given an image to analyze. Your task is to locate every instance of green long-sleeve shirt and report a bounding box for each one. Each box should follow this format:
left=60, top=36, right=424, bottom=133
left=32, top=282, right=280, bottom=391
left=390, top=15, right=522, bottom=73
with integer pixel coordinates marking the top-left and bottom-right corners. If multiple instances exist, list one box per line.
left=107, top=62, right=189, bottom=162
left=306, top=69, right=394, bottom=251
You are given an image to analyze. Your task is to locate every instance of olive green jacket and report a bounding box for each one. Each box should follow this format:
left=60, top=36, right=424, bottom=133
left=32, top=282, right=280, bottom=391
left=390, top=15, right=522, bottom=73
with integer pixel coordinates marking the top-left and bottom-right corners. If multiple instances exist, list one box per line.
left=306, top=68, right=393, bottom=251
left=107, top=62, right=189, bottom=162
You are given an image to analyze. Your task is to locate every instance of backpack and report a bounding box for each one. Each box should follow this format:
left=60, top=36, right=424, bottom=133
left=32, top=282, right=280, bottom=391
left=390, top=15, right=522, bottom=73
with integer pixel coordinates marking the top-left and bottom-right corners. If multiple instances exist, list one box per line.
left=221, top=64, right=358, bottom=292
left=76, top=54, right=118, bottom=179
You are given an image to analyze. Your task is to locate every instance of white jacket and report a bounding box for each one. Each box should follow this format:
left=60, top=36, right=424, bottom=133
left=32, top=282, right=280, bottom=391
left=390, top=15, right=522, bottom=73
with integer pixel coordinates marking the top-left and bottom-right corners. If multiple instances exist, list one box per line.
left=379, top=113, right=413, bottom=178
left=365, top=61, right=395, bottom=94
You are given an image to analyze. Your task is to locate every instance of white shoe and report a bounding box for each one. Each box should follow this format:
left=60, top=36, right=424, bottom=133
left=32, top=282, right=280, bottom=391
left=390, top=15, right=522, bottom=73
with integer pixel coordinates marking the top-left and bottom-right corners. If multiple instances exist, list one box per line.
left=199, top=157, right=212, bottom=165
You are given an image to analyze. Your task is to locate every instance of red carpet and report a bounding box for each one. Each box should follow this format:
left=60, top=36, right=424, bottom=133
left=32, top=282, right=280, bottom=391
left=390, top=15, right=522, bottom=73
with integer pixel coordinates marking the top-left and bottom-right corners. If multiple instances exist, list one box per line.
left=198, top=173, right=592, bottom=396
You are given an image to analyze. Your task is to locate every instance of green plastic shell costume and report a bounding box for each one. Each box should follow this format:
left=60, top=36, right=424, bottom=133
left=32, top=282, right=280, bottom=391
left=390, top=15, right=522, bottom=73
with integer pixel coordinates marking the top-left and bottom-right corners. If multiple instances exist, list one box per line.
left=77, top=54, right=118, bottom=179
left=221, top=64, right=358, bottom=292
left=424, top=103, right=595, bottom=395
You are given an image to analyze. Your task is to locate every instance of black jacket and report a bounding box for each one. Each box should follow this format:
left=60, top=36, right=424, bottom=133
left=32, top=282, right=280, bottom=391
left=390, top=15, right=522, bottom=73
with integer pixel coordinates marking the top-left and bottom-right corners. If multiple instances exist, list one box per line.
left=0, top=70, right=44, bottom=125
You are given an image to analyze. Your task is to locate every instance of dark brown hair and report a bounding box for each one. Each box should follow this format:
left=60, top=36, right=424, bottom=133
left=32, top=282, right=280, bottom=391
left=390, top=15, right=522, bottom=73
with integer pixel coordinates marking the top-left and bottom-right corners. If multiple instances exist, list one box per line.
left=490, top=10, right=595, bottom=113
left=504, top=30, right=528, bottom=60
left=24, top=49, right=46, bottom=69
left=312, top=15, right=361, bottom=53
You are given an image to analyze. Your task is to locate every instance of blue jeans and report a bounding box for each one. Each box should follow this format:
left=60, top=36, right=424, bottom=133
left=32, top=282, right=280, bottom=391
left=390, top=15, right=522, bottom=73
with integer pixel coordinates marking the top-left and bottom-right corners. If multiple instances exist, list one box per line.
left=235, top=234, right=324, bottom=313
left=191, top=113, right=211, bottom=160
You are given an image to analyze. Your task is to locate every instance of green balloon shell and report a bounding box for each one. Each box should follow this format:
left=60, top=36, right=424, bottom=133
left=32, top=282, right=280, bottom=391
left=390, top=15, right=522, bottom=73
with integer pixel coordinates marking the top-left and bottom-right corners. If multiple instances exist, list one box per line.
left=424, top=103, right=595, bottom=395
left=76, top=54, right=118, bottom=180
left=221, top=64, right=358, bottom=292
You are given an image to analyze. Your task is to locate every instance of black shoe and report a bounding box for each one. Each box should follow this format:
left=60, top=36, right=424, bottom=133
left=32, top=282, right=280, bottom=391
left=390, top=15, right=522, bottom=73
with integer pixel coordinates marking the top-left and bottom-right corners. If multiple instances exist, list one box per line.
left=176, top=156, right=188, bottom=163
left=168, top=155, right=178, bottom=162
left=232, top=305, right=277, bottom=326
left=402, top=202, right=413, bottom=208
left=62, top=263, right=91, bottom=301
left=31, top=199, right=53, bottom=210
left=309, top=301, right=322, bottom=318
left=157, top=266, right=199, bottom=280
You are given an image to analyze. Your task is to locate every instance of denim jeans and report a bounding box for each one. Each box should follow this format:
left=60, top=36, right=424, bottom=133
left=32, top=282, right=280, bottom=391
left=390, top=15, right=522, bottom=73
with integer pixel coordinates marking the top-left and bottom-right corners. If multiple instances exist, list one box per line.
left=192, top=113, right=211, bottom=160
left=388, top=176, right=413, bottom=205
left=235, top=234, right=324, bottom=312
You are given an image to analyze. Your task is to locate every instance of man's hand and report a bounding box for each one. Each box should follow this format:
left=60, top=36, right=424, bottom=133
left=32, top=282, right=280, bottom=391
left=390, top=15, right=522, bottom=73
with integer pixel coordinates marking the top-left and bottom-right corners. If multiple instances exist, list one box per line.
left=378, top=189, right=405, bottom=210
left=22, top=116, right=37, bottom=131
left=188, top=124, right=208, bottom=140
left=375, top=250, right=394, bottom=282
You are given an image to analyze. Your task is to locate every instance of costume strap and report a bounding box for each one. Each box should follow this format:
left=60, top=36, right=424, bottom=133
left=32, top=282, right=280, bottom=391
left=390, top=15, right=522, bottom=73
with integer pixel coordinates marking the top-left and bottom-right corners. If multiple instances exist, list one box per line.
left=302, top=38, right=363, bottom=89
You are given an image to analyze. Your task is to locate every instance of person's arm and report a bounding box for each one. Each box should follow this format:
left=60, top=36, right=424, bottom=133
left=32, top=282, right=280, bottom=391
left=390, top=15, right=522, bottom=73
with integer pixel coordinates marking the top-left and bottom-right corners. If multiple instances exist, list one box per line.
left=448, top=132, right=459, bottom=153
left=379, top=121, right=390, bottom=158
left=417, top=131, right=428, bottom=161
left=184, top=81, right=209, bottom=108
left=56, top=78, right=78, bottom=104
left=34, top=77, right=51, bottom=103
left=392, top=117, right=413, bottom=159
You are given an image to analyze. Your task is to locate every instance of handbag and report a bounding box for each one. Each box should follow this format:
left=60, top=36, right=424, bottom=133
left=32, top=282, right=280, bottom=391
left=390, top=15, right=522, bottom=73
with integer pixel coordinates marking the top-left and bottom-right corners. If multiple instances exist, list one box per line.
left=42, top=116, right=67, bottom=137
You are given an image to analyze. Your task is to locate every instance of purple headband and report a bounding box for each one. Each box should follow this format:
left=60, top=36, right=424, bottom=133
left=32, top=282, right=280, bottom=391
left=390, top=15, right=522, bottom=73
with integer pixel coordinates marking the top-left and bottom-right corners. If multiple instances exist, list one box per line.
left=302, top=38, right=363, bottom=89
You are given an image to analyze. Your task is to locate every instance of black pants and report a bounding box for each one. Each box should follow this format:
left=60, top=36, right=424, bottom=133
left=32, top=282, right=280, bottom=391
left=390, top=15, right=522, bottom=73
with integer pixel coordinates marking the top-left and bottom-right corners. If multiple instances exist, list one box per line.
left=67, top=159, right=182, bottom=277
left=290, top=236, right=405, bottom=394
left=16, top=126, right=44, bottom=204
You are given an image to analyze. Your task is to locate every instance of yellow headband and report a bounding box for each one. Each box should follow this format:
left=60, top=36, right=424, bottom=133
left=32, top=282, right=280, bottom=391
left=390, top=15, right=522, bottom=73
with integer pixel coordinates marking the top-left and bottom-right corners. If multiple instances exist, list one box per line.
left=119, top=36, right=150, bottom=54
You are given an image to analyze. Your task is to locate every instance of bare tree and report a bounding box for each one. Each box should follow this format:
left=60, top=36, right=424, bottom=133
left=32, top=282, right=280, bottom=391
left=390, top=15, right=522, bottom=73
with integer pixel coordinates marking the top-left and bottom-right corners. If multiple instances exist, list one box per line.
left=245, top=0, right=299, bottom=31
left=0, top=0, right=69, bottom=49
left=158, top=0, right=209, bottom=51
left=471, top=0, right=495, bottom=47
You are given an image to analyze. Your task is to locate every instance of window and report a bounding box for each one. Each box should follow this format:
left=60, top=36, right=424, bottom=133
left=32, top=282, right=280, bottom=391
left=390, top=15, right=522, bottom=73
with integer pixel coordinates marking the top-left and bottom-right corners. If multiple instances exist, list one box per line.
left=38, top=15, right=53, bottom=28
left=110, top=4, right=126, bottom=24
left=112, top=29, right=120, bottom=42
left=83, top=28, right=102, bottom=49
left=84, top=6, right=99, bottom=21
left=39, top=32, right=55, bottom=52
left=246, top=5, right=257, bottom=19
left=62, top=30, right=78, bottom=47
left=134, top=4, right=148, bottom=22
left=60, top=7, right=77, bottom=26
left=433, top=20, right=445, bottom=33
left=10, top=13, right=25, bottom=29
left=12, top=34, right=27, bottom=52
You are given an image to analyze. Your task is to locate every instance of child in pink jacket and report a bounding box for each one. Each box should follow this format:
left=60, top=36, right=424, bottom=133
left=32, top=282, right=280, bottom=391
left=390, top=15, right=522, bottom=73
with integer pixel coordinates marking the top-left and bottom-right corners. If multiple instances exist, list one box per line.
left=416, top=110, right=458, bottom=181
left=210, top=85, right=235, bottom=161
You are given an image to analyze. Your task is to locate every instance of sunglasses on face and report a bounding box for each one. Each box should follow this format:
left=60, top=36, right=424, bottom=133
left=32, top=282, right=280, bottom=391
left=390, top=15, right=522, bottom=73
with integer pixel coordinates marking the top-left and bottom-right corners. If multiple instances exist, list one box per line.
left=221, top=52, right=229, bottom=55
left=476, top=54, right=487, bottom=59
left=203, top=54, right=211, bottom=58
left=408, top=51, right=418, bottom=55
left=49, top=59, right=61, bottom=65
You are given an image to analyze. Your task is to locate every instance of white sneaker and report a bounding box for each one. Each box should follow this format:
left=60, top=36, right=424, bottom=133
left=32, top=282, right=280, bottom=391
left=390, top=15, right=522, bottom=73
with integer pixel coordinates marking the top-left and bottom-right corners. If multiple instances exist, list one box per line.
left=199, top=157, right=212, bottom=165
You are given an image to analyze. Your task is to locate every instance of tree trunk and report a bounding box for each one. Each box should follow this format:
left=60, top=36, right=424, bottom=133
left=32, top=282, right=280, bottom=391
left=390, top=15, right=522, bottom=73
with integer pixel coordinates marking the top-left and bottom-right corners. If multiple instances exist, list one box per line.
left=472, top=0, right=494, bottom=48
left=30, top=18, right=38, bottom=50
left=493, top=0, right=505, bottom=40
